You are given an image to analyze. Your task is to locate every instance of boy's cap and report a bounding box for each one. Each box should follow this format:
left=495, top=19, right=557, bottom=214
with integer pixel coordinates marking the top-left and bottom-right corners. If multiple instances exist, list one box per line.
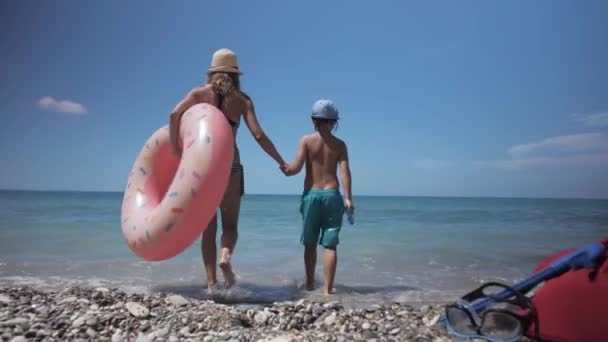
left=311, top=99, right=339, bottom=120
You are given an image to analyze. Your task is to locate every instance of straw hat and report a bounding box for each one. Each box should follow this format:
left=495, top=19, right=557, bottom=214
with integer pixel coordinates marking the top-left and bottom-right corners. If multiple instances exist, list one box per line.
left=207, top=48, right=243, bottom=75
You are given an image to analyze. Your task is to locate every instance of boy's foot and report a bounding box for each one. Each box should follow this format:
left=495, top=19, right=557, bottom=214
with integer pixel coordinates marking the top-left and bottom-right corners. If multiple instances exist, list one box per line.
left=305, top=279, right=315, bottom=291
left=323, top=288, right=335, bottom=296
left=219, top=260, right=236, bottom=288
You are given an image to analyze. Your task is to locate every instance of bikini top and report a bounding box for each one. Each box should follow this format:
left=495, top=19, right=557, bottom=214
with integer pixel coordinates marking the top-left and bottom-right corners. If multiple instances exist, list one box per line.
left=216, top=93, right=239, bottom=128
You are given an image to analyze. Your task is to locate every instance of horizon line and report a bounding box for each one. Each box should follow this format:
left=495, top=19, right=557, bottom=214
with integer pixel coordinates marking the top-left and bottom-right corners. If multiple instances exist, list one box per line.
left=1, top=188, right=606, bottom=201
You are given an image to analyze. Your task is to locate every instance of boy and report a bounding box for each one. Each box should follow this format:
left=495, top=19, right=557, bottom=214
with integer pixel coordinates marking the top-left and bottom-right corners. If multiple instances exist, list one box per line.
left=281, top=99, right=354, bottom=295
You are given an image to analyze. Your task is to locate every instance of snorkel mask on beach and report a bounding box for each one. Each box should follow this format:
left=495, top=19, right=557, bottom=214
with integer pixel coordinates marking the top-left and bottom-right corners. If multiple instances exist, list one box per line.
left=445, top=282, right=539, bottom=342
left=442, top=242, right=606, bottom=342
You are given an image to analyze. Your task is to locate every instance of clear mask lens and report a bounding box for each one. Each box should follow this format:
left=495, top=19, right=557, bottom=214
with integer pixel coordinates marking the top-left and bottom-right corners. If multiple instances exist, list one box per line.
left=480, top=311, right=524, bottom=340
left=446, top=306, right=478, bottom=335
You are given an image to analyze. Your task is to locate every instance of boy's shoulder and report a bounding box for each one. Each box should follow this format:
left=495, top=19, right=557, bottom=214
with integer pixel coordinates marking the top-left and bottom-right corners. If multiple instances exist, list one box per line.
left=300, top=133, right=317, bottom=144
left=305, top=133, right=347, bottom=152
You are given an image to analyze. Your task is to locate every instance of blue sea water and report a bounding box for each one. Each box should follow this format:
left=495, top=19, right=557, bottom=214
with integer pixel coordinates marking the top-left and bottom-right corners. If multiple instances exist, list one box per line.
left=0, top=190, right=606, bottom=306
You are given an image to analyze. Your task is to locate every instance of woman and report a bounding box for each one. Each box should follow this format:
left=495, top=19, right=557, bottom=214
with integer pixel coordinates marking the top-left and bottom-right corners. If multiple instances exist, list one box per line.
left=169, top=48, right=286, bottom=290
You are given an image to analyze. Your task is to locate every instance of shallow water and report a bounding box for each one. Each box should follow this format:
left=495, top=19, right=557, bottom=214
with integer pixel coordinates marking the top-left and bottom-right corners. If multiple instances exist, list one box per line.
left=1, top=190, right=606, bottom=306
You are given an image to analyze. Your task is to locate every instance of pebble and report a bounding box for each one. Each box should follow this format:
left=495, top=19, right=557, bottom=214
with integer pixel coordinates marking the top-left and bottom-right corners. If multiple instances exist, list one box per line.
left=166, top=294, right=189, bottom=306
left=179, top=326, right=191, bottom=335
left=254, top=311, right=270, bottom=325
left=86, top=327, right=97, bottom=338
left=0, top=294, right=12, bottom=304
left=265, top=335, right=294, bottom=342
left=312, top=306, right=324, bottom=317
left=72, top=315, right=87, bottom=327
left=0, top=318, right=29, bottom=326
left=111, top=329, right=124, bottom=342
left=424, top=314, right=441, bottom=327
left=78, top=298, right=90, bottom=304
left=324, top=314, right=337, bottom=326
left=86, top=317, right=98, bottom=326
left=126, top=302, right=149, bottom=318
left=0, top=286, right=454, bottom=342
left=135, top=333, right=152, bottom=342
left=59, top=296, right=78, bottom=304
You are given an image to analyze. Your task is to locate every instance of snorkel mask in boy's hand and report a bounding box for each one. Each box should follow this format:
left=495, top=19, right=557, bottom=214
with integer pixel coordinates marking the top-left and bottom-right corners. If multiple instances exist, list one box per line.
left=444, top=282, right=539, bottom=342
left=345, top=206, right=354, bottom=225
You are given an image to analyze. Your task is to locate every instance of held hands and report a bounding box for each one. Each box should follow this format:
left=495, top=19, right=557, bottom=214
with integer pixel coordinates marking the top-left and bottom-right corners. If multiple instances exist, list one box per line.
left=279, top=162, right=294, bottom=176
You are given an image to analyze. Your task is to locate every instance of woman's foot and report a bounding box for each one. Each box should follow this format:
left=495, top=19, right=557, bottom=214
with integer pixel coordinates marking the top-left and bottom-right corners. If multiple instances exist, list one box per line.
left=219, top=257, right=236, bottom=288
left=206, top=282, right=219, bottom=295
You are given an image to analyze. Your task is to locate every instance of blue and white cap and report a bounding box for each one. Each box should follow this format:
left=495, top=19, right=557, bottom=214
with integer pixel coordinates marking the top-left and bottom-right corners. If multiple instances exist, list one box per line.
left=311, top=99, right=339, bottom=120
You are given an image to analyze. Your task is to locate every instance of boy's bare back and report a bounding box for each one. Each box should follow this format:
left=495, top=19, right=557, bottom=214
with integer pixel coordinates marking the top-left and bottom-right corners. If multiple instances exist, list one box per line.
left=282, top=99, right=353, bottom=211
left=301, top=132, right=347, bottom=191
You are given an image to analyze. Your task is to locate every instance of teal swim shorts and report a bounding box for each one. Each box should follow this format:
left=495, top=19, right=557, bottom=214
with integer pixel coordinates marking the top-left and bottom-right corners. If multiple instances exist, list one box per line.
left=300, top=189, right=344, bottom=248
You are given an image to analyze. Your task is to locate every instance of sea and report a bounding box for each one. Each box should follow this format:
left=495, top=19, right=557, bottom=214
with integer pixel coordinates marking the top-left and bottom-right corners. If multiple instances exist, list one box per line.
left=0, top=190, right=606, bottom=307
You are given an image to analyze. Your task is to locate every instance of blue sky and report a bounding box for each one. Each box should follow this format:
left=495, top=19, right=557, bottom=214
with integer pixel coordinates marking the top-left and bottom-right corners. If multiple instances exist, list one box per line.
left=1, top=0, right=607, bottom=198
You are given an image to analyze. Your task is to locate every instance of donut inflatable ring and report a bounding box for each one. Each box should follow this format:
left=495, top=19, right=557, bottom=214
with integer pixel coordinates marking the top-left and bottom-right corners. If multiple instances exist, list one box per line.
left=120, top=103, right=234, bottom=261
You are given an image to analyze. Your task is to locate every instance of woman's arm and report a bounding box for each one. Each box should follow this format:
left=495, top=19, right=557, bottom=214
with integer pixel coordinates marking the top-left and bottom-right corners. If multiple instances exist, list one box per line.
left=169, top=89, right=199, bottom=155
left=242, top=95, right=286, bottom=166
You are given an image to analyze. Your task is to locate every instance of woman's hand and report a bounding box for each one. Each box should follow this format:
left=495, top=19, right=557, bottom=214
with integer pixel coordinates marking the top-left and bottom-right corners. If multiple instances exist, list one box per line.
left=169, top=88, right=200, bottom=157
left=169, top=112, right=183, bottom=157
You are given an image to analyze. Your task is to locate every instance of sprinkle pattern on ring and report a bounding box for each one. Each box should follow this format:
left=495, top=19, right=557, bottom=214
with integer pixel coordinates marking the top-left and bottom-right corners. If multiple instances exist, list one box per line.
left=122, top=104, right=233, bottom=259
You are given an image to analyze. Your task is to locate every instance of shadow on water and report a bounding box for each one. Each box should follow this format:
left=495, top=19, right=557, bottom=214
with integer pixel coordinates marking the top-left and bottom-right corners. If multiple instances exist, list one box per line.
left=151, top=281, right=422, bottom=306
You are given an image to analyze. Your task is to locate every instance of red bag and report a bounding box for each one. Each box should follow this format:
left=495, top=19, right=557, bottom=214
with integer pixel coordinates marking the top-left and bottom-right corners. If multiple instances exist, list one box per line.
left=526, top=240, right=608, bottom=342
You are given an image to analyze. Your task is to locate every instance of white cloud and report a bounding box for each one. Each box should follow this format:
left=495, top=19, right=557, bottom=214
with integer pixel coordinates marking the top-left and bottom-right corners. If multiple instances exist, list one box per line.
left=37, top=96, right=88, bottom=115
left=479, top=133, right=608, bottom=170
left=414, top=159, right=452, bottom=170
left=508, top=133, right=608, bottom=158
left=572, top=112, right=608, bottom=127
left=477, top=154, right=608, bottom=171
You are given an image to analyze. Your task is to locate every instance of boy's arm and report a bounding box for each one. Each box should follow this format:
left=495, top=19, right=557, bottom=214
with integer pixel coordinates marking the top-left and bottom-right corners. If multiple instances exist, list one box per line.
left=339, top=144, right=353, bottom=209
left=169, top=89, right=198, bottom=156
left=283, top=137, right=307, bottom=176
left=242, top=96, right=286, bottom=167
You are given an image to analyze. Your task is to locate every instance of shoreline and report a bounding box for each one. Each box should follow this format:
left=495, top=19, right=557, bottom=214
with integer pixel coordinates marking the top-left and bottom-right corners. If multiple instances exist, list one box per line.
left=0, top=285, right=456, bottom=342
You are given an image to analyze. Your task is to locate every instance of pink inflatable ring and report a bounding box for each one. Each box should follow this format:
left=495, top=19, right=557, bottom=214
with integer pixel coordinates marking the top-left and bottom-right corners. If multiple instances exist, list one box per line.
left=120, top=104, right=234, bottom=261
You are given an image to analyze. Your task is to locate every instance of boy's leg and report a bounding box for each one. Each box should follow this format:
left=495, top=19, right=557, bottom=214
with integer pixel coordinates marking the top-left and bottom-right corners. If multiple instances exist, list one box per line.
left=300, top=192, right=321, bottom=291
left=323, top=246, right=337, bottom=295
left=304, top=245, right=317, bottom=291
left=319, top=190, right=344, bottom=295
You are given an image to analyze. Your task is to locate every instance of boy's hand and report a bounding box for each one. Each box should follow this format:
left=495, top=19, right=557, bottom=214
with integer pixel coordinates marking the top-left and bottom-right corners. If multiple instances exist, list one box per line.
left=344, top=199, right=354, bottom=212
left=345, top=199, right=355, bottom=225
left=279, top=163, right=290, bottom=176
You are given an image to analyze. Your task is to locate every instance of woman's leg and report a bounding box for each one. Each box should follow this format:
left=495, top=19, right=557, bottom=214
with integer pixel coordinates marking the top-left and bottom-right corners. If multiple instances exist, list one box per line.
left=218, top=170, right=243, bottom=288
left=201, top=214, right=218, bottom=289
